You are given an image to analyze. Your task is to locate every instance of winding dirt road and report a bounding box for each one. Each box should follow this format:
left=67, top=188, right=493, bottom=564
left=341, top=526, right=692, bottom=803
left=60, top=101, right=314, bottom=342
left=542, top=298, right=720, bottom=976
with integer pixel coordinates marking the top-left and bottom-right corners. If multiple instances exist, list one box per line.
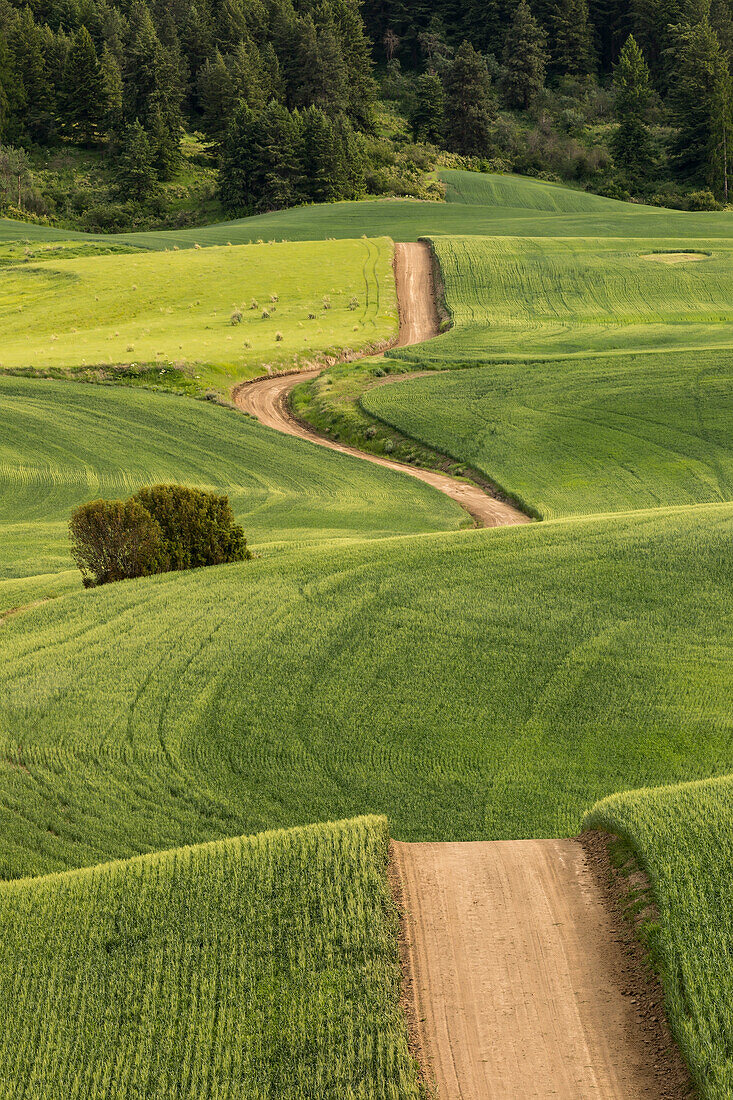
left=394, top=840, right=681, bottom=1100
left=233, top=243, right=529, bottom=529
left=234, top=240, right=684, bottom=1098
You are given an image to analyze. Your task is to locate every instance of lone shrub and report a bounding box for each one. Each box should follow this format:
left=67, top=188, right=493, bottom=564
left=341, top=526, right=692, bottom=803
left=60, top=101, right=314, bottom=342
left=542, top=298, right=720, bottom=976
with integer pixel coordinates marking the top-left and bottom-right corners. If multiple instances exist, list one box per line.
left=70, top=485, right=250, bottom=587
left=230, top=310, right=243, bottom=325
left=69, top=498, right=163, bottom=587
left=132, top=484, right=251, bottom=570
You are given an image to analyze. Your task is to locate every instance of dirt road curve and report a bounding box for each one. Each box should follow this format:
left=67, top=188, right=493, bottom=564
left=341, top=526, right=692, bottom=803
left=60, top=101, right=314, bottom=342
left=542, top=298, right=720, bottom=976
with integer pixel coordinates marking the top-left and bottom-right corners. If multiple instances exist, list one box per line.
left=234, top=243, right=529, bottom=528
left=394, top=840, right=672, bottom=1100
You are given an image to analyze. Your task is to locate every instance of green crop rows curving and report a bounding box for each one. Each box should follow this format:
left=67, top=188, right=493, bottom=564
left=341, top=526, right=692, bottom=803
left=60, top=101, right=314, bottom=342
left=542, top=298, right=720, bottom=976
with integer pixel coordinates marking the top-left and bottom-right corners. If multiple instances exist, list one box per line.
left=1, top=504, right=731, bottom=879
left=363, top=348, right=733, bottom=518
left=0, top=374, right=464, bottom=613
left=2, top=169, right=733, bottom=1094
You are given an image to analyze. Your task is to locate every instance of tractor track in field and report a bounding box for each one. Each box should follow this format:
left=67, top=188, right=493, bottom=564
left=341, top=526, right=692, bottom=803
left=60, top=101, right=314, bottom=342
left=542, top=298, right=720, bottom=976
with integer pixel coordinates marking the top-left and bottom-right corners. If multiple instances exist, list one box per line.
left=233, top=242, right=530, bottom=530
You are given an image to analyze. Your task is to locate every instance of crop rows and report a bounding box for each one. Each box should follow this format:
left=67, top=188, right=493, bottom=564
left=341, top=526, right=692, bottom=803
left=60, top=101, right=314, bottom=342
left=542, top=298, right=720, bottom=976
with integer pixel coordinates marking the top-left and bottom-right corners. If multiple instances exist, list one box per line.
left=1, top=503, right=731, bottom=880
left=363, top=347, right=733, bottom=519
left=0, top=815, right=420, bottom=1099
left=587, top=776, right=733, bottom=1099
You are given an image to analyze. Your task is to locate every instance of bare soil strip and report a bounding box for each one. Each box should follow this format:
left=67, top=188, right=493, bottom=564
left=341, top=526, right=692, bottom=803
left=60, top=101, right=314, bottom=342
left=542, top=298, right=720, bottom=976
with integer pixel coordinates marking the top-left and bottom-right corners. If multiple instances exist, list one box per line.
left=234, top=243, right=529, bottom=529
left=393, top=839, right=685, bottom=1100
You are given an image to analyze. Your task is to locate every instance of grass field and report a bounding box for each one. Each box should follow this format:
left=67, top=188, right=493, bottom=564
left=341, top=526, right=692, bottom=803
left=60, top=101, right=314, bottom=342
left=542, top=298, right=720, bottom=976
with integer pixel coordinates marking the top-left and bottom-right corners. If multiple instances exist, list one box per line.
left=391, top=235, right=733, bottom=365
left=0, top=237, right=396, bottom=391
left=1, top=504, right=730, bottom=879
left=0, top=375, right=464, bottom=612
left=0, top=815, right=421, bottom=1099
left=3, top=170, right=733, bottom=250
left=363, top=349, right=733, bottom=518
left=2, top=167, right=733, bottom=1093
left=587, top=775, right=733, bottom=1100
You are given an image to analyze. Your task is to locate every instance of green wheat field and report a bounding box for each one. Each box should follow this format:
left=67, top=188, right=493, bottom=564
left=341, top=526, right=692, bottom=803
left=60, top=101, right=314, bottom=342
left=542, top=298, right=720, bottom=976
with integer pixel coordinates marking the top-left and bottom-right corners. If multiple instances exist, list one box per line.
left=1, top=170, right=732, bottom=1097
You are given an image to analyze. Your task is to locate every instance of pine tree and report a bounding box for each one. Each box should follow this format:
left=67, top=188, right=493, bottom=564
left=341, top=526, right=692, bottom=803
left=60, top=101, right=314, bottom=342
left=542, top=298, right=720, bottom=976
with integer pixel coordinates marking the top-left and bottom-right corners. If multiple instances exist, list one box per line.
left=611, top=34, right=656, bottom=188
left=196, top=50, right=235, bottom=137
left=301, top=105, right=345, bottom=202
left=114, top=119, right=159, bottom=201
left=0, top=31, right=17, bottom=142
left=550, top=0, right=595, bottom=76
left=410, top=71, right=445, bottom=143
left=501, top=0, right=548, bottom=109
left=100, top=45, right=124, bottom=133
left=60, top=26, right=105, bottom=142
left=219, top=103, right=262, bottom=211
left=669, top=19, right=732, bottom=195
left=444, top=41, right=496, bottom=156
left=124, top=2, right=182, bottom=179
left=9, top=9, right=54, bottom=142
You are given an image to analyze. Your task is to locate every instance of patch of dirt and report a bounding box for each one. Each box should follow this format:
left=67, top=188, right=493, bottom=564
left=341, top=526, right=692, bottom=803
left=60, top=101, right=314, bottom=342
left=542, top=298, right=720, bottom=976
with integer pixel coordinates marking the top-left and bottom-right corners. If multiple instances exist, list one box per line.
left=0, top=598, right=52, bottom=625
left=233, top=243, right=530, bottom=529
left=391, top=837, right=691, bottom=1100
left=641, top=252, right=709, bottom=264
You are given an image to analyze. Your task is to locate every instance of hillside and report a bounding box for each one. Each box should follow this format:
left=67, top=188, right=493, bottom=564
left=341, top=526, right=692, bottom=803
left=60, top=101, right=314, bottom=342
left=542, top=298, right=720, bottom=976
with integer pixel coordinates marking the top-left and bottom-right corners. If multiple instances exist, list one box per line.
left=1, top=165, right=733, bottom=1095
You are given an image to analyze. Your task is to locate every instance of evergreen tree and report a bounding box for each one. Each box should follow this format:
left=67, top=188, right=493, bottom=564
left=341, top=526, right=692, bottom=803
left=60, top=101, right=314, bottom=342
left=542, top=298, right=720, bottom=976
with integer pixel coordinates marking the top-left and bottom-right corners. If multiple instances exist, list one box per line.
left=60, top=26, right=105, bottom=142
left=197, top=49, right=235, bottom=137
left=113, top=118, right=158, bottom=200
left=124, top=2, right=182, bottom=178
left=501, top=0, right=548, bottom=109
left=301, top=104, right=345, bottom=201
left=410, top=71, right=445, bottom=143
left=444, top=40, right=496, bottom=156
left=9, top=9, right=54, bottom=142
left=669, top=19, right=732, bottom=195
left=611, top=34, right=656, bottom=188
left=100, top=44, right=124, bottom=132
left=219, top=103, right=261, bottom=210
left=0, top=32, right=16, bottom=141
left=550, top=0, right=595, bottom=75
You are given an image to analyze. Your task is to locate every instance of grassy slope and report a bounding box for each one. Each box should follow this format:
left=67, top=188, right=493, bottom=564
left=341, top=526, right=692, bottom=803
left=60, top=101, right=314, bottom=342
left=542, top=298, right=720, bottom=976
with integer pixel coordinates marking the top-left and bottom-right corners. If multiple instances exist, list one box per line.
left=363, top=349, right=733, bottom=518
left=586, top=776, right=733, bottom=1099
left=3, top=170, right=733, bottom=249
left=1, top=504, right=730, bottom=878
left=393, top=235, right=733, bottom=364
left=0, top=375, right=464, bottom=610
left=0, top=815, right=420, bottom=1100
left=0, top=237, right=396, bottom=391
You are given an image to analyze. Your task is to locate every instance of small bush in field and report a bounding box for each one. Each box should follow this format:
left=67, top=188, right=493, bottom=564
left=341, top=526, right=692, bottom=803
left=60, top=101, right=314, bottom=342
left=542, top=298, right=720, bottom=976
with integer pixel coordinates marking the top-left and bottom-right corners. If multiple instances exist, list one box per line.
left=349, top=297, right=359, bottom=310
left=70, top=485, right=250, bottom=587
left=69, top=498, right=163, bottom=587
left=230, top=310, right=243, bottom=325
left=275, top=331, right=284, bottom=341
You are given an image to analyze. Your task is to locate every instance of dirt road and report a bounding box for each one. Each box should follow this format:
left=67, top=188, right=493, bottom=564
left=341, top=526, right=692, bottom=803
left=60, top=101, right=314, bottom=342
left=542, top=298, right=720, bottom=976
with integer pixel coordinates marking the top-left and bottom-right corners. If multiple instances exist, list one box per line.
left=234, top=243, right=529, bottom=529
left=393, top=840, right=679, bottom=1100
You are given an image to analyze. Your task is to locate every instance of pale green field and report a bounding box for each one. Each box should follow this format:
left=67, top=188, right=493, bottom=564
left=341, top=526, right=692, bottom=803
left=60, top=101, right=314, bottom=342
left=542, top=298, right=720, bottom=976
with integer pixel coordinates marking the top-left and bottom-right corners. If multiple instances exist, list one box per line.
left=0, top=237, right=396, bottom=391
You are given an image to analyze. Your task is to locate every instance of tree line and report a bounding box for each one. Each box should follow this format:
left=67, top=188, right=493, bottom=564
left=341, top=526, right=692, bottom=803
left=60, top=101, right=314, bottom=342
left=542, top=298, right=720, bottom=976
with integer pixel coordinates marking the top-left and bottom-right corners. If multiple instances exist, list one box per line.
left=1, top=0, right=733, bottom=215
left=0, top=0, right=376, bottom=204
left=395, top=0, right=733, bottom=200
